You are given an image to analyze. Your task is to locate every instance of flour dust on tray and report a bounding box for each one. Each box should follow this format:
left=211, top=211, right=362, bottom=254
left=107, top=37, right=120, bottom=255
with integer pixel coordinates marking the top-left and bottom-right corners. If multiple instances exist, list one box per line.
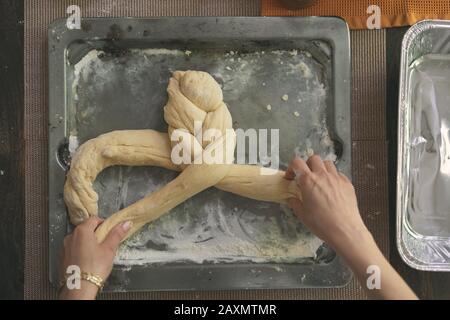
left=115, top=189, right=322, bottom=265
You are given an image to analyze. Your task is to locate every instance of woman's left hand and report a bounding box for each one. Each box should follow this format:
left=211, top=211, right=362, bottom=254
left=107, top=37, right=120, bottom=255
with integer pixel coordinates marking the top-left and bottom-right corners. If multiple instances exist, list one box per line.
left=59, top=216, right=132, bottom=300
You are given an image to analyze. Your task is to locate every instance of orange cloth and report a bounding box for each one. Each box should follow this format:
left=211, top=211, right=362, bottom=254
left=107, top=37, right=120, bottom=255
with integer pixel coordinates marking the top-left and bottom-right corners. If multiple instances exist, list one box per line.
left=262, top=0, right=450, bottom=29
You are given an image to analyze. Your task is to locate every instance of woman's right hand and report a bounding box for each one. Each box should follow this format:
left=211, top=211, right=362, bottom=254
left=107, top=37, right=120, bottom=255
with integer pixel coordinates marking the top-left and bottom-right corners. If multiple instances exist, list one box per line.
left=285, top=156, right=417, bottom=300
left=285, top=155, right=371, bottom=251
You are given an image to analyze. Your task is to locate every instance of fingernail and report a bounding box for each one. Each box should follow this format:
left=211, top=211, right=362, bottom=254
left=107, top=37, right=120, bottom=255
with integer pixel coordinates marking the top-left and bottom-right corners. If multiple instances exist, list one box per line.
left=122, top=221, right=133, bottom=231
left=293, top=168, right=302, bottom=179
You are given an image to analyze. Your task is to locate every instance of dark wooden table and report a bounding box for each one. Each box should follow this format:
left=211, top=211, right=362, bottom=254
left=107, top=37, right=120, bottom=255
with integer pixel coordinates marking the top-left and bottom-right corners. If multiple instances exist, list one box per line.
left=0, top=0, right=24, bottom=300
left=0, top=1, right=449, bottom=299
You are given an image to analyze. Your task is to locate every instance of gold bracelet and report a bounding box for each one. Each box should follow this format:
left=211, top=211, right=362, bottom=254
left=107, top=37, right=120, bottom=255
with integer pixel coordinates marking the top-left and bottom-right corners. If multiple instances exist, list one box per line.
left=80, top=272, right=105, bottom=290
left=59, top=271, right=105, bottom=291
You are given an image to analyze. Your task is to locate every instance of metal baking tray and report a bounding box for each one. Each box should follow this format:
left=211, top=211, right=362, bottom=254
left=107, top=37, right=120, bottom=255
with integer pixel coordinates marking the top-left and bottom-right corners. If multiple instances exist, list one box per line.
left=398, top=20, right=450, bottom=271
left=48, top=17, right=351, bottom=291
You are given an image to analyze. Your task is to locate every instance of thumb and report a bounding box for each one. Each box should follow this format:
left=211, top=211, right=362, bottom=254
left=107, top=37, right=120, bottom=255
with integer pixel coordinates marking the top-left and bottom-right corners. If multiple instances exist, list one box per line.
left=288, top=198, right=306, bottom=221
left=101, top=220, right=133, bottom=252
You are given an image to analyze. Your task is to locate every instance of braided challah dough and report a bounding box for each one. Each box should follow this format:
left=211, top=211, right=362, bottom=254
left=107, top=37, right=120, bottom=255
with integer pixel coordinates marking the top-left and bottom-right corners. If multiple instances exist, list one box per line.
left=64, top=70, right=301, bottom=243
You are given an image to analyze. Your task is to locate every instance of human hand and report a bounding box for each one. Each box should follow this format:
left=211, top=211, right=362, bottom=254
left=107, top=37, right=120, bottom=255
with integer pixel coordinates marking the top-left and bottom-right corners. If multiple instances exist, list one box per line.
left=285, top=156, right=417, bottom=300
left=285, top=156, right=371, bottom=252
left=59, top=216, right=132, bottom=300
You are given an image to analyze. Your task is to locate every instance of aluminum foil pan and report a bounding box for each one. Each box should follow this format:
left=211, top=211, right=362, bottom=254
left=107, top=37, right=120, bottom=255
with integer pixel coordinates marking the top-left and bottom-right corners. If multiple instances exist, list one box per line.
left=398, top=20, right=450, bottom=271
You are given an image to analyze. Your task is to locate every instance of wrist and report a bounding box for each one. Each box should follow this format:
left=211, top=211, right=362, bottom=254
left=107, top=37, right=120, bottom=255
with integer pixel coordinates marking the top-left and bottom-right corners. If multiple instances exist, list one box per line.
left=331, top=224, right=375, bottom=259
left=59, top=279, right=99, bottom=300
